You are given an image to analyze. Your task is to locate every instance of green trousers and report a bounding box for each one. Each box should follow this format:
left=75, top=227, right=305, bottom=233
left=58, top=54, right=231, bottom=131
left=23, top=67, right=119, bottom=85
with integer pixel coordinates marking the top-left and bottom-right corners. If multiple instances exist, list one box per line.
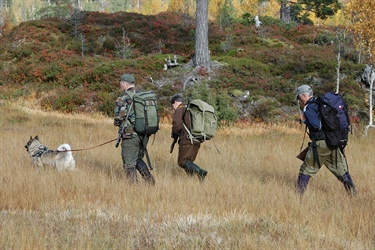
left=121, top=135, right=148, bottom=169
left=299, top=140, right=348, bottom=177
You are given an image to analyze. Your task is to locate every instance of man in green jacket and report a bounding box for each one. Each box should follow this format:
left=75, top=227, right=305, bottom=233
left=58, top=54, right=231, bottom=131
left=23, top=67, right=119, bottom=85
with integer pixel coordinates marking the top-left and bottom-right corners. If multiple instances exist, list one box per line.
left=114, top=73, right=155, bottom=185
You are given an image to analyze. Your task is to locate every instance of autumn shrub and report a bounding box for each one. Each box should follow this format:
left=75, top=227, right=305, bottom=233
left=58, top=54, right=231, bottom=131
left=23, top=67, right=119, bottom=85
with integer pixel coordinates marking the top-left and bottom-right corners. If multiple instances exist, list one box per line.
left=0, top=11, right=369, bottom=125
left=249, top=96, right=282, bottom=123
left=315, top=32, right=335, bottom=46
left=258, top=16, right=285, bottom=28
left=96, top=90, right=118, bottom=116
left=184, top=82, right=238, bottom=123
left=214, top=92, right=238, bottom=123
left=41, top=88, right=87, bottom=113
left=102, top=37, right=116, bottom=51
left=11, top=47, right=34, bottom=59
left=42, top=64, right=63, bottom=83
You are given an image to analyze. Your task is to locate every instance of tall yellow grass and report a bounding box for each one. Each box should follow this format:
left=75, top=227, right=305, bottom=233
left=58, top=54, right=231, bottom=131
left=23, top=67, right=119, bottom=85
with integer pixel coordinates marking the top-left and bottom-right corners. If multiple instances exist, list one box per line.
left=0, top=103, right=373, bottom=249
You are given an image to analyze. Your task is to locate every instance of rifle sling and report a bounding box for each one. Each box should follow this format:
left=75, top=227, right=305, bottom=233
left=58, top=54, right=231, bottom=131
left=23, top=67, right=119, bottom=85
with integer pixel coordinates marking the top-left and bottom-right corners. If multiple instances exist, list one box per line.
left=311, top=137, right=321, bottom=167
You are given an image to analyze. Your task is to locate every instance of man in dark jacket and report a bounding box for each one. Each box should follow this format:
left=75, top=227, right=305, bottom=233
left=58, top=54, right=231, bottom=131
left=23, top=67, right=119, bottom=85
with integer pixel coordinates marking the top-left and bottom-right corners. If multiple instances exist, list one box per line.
left=170, top=94, right=207, bottom=181
left=296, top=85, right=356, bottom=195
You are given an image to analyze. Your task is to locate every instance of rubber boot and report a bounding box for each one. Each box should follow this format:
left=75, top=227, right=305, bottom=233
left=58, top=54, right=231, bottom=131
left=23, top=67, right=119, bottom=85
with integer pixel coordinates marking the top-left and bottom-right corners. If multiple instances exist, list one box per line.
left=136, top=158, right=155, bottom=185
left=338, top=172, right=357, bottom=196
left=296, top=174, right=310, bottom=195
left=183, top=161, right=207, bottom=181
left=125, top=167, right=137, bottom=184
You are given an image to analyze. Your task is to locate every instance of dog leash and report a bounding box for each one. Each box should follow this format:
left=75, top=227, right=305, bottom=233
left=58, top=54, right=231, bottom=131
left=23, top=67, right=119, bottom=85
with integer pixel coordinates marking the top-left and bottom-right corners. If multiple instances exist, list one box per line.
left=58, top=138, right=117, bottom=152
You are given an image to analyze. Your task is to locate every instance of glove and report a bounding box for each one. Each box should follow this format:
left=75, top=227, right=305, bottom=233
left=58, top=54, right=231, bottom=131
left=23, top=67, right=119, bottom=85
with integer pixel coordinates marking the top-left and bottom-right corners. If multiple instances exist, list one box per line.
left=114, top=117, right=123, bottom=126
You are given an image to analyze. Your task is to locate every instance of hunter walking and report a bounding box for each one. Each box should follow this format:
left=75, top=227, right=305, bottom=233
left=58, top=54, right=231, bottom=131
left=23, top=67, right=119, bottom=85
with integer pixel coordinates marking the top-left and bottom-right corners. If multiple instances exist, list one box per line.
left=170, top=94, right=208, bottom=181
left=114, top=73, right=155, bottom=185
left=295, top=85, right=356, bottom=195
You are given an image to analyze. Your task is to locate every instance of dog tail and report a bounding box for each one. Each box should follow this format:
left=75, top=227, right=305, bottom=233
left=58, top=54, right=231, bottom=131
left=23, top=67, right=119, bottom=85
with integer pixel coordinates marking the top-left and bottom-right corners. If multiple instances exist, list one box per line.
left=57, top=143, right=76, bottom=170
left=58, top=144, right=72, bottom=153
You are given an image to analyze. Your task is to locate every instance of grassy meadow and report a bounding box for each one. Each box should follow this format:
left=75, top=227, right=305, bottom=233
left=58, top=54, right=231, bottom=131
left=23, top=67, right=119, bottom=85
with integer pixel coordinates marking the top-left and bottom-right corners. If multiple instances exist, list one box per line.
left=0, top=101, right=374, bottom=249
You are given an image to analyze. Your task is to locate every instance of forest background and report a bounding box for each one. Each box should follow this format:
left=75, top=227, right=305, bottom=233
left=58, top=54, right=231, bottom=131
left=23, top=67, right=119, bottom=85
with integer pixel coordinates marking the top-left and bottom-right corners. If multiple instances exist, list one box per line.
left=0, top=0, right=374, bottom=126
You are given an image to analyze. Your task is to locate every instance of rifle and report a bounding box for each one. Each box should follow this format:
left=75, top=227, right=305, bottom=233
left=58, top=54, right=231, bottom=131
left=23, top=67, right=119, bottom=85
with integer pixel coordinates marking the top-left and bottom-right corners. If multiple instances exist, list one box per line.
left=170, top=136, right=178, bottom=153
left=296, top=146, right=309, bottom=161
left=115, top=126, right=125, bottom=148
left=297, top=99, right=309, bottom=161
left=297, top=99, right=303, bottom=125
left=115, top=101, right=133, bottom=148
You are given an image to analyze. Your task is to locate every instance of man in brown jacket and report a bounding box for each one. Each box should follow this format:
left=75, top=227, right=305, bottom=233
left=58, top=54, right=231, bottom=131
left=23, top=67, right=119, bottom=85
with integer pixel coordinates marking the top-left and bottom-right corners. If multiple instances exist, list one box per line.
left=170, top=94, right=208, bottom=181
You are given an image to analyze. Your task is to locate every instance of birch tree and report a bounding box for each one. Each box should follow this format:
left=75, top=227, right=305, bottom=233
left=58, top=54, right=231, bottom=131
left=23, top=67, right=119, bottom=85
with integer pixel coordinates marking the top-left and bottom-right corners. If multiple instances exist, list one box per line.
left=345, top=0, right=375, bottom=135
left=345, top=0, right=375, bottom=62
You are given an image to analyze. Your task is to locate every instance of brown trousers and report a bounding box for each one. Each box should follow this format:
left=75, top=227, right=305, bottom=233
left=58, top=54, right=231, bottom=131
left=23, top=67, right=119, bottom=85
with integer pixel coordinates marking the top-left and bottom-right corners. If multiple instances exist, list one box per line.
left=177, top=142, right=201, bottom=168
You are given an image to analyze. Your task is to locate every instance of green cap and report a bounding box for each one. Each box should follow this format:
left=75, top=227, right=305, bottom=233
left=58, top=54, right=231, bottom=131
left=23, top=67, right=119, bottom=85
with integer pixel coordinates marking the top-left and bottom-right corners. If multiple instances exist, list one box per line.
left=120, top=74, right=135, bottom=84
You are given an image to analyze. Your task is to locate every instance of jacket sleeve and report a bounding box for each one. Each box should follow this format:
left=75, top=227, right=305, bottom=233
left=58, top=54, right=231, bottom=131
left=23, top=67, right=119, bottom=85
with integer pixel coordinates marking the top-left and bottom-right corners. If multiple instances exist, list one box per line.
left=304, top=102, right=321, bottom=132
left=172, top=105, right=186, bottom=137
left=114, top=93, right=131, bottom=127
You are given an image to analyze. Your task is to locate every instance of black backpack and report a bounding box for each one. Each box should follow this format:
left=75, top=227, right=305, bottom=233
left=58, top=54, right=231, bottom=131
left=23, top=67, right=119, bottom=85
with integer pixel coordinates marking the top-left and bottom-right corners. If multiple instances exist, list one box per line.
left=317, top=92, right=350, bottom=151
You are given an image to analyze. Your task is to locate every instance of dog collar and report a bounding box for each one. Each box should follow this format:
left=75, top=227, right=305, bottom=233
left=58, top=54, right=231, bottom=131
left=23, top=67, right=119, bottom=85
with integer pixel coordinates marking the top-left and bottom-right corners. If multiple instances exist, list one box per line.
left=32, top=146, right=49, bottom=157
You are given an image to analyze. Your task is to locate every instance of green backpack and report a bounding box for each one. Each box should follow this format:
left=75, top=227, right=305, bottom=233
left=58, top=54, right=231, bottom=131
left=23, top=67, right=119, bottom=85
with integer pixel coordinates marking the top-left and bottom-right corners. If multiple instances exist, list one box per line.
left=127, top=91, right=159, bottom=136
left=184, top=99, right=218, bottom=142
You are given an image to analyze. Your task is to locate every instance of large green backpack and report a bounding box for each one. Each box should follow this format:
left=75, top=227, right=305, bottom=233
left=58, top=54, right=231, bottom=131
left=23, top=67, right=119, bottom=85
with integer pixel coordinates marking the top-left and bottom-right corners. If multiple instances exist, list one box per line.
left=185, top=99, right=218, bottom=142
left=127, top=91, right=159, bottom=136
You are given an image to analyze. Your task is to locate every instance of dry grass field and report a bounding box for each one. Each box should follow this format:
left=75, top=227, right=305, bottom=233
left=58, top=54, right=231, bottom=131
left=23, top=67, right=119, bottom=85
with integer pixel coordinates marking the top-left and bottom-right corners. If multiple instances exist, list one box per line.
left=0, top=101, right=374, bottom=250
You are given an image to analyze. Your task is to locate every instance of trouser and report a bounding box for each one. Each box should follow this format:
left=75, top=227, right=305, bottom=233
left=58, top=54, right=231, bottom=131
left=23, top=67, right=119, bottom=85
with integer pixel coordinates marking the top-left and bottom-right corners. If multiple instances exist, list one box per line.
left=177, top=142, right=200, bottom=169
left=121, top=135, right=149, bottom=183
left=297, top=140, right=356, bottom=195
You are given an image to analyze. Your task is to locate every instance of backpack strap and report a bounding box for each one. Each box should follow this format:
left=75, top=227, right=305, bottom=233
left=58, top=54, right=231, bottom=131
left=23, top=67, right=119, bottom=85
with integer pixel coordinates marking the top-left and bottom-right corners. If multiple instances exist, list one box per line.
left=181, top=101, right=195, bottom=144
left=183, top=123, right=194, bottom=144
left=123, top=90, right=135, bottom=126
left=138, top=134, right=153, bottom=170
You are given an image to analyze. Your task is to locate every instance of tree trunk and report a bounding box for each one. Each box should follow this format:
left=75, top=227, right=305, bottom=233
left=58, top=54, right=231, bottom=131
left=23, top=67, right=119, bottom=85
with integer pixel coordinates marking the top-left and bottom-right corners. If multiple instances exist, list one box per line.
left=280, top=0, right=290, bottom=23
left=336, top=27, right=341, bottom=93
left=193, top=0, right=210, bottom=70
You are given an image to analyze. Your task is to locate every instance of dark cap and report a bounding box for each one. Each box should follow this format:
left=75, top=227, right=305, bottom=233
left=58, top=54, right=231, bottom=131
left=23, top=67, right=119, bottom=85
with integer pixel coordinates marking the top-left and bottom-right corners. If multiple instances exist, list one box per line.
left=295, top=85, right=312, bottom=100
left=120, top=74, right=135, bottom=84
left=170, top=94, right=184, bottom=105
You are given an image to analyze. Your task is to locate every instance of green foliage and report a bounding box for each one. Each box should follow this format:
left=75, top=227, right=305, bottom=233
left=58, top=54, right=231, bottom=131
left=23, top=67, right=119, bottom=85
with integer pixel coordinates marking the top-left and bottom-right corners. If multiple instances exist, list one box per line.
left=97, top=91, right=119, bottom=116
left=298, top=0, right=341, bottom=20
left=40, top=88, right=87, bottom=113
left=249, top=96, right=285, bottom=123
left=239, top=13, right=255, bottom=26
left=185, top=82, right=238, bottom=123
left=239, top=13, right=287, bottom=29
left=0, top=11, right=368, bottom=124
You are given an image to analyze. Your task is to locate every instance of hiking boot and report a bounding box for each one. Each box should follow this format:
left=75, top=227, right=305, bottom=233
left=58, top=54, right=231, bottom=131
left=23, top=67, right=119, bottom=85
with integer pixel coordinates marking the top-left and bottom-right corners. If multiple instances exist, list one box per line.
left=183, top=161, right=208, bottom=181
left=125, top=167, right=138, bottom=184
left=197, top=169, right=208, bottom=181
left=296, top=174, right=310, bottom=195
left=338, top=172, right=357, bottom=196
left=136, top=158, right=155, bottom=185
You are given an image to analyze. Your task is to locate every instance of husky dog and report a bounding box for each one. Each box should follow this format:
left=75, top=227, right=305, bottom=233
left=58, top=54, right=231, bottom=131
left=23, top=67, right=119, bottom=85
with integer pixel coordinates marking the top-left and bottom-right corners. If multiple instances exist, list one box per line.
left=25, top=135, right=76, bottom=171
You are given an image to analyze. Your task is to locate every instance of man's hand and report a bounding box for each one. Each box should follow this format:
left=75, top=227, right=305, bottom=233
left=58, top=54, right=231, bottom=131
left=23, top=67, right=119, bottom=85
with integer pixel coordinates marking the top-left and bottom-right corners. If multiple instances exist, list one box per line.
left=114, top=117, right=123, bottom=126
left=170, top=133, right=179, bottom=153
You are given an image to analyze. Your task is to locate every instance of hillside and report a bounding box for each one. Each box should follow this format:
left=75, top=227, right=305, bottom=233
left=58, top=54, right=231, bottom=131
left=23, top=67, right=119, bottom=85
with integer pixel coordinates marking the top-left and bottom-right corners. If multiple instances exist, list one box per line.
left=0, top=11, right=369, bottom=123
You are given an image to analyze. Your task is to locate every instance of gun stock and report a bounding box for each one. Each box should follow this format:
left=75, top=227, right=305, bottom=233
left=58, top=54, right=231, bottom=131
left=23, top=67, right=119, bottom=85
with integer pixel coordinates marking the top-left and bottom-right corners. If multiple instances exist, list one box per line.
left=296, top=146, right=309, bottom=161
left=170, top=137, right=178, bottom=153
left=115, top=127, right=124, bottom=148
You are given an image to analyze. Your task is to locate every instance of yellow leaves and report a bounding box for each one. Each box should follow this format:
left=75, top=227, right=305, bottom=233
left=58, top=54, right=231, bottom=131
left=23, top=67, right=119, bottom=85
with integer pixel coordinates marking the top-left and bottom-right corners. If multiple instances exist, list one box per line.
left=345, top=0, right=375, bottom=61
